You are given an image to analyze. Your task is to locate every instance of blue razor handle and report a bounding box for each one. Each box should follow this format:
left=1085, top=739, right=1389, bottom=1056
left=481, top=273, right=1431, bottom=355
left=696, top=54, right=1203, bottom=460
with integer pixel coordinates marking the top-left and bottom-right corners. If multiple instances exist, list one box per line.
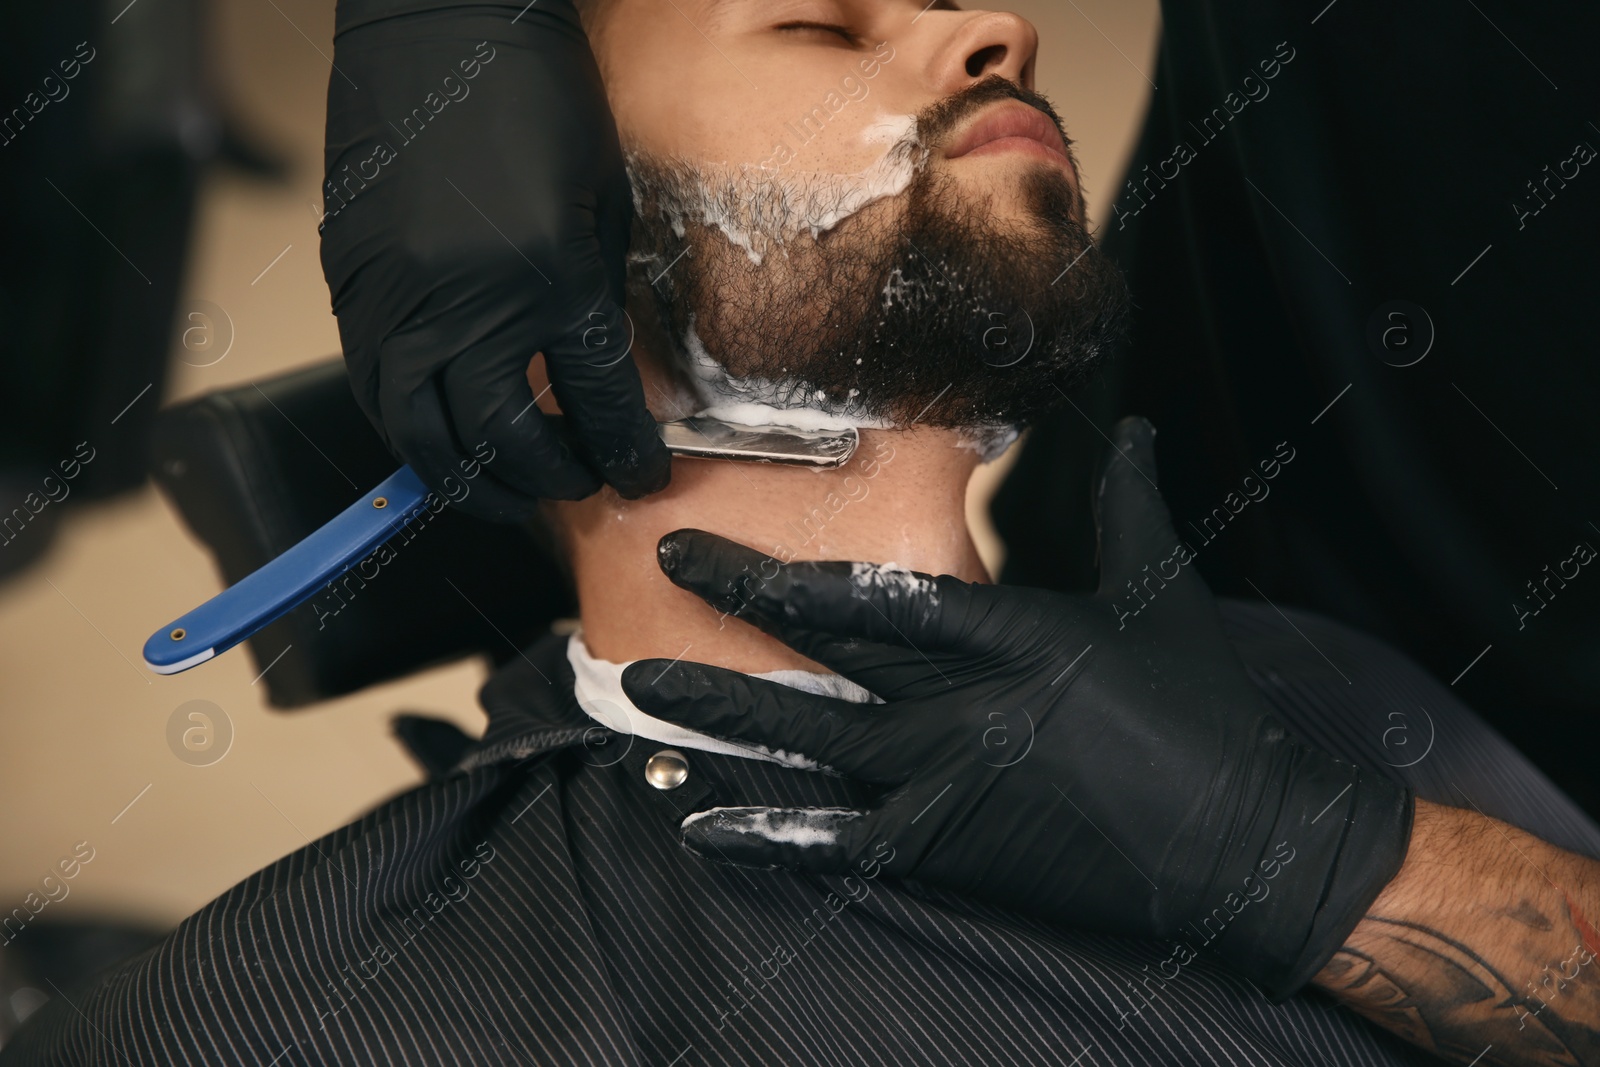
left=142, top=466, right=431, bottom=675
left=142, top=415, right=859, bottom=676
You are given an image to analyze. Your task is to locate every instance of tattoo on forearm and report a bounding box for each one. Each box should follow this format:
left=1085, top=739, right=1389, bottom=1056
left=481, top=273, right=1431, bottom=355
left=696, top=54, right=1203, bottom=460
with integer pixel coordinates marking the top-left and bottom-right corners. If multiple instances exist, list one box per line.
left=1320, top=901, right=1600, bottom=1067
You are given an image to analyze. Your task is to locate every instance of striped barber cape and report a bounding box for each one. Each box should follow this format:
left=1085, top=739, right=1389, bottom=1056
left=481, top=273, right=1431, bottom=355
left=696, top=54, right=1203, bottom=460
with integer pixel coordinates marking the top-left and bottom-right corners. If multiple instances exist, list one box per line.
left=6, top=601, right=1598, bottom=1066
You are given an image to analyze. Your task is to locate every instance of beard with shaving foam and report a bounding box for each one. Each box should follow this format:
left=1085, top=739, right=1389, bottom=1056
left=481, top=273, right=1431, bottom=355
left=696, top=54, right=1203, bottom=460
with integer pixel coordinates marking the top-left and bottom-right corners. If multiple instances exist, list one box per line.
left=623, top=76, right=1131, bottom=443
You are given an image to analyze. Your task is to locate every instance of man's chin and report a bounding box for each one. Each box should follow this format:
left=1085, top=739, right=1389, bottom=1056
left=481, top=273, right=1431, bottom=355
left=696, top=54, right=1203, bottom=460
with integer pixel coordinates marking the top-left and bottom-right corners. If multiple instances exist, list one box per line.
left=944, top=146, right=1079, bottom=190
left=938, top=157, right=1086, bottom=233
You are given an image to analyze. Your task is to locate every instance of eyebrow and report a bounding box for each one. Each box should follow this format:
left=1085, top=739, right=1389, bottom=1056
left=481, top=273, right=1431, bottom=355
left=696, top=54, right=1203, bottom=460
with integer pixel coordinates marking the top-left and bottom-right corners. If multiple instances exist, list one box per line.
left=701, top=0, right=965, bottom=24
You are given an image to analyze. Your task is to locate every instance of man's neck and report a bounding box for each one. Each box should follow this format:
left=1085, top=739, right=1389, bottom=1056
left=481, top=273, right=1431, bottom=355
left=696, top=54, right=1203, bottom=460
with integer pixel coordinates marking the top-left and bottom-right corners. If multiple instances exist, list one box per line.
left=551, top=426, right=988, bottom=673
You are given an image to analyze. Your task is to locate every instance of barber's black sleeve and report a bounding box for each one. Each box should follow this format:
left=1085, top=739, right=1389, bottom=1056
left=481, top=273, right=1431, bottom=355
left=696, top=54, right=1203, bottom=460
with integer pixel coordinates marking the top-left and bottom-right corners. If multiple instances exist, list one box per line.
left=321, top=0, right=670, bottom=519
left=625, top=418, right=1415, bottom=1000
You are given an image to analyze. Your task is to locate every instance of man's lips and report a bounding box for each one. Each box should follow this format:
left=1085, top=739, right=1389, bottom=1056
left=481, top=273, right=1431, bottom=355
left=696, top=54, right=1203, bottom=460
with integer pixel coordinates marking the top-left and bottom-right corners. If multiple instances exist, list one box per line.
left=943, top=102, right=1073, bottom=173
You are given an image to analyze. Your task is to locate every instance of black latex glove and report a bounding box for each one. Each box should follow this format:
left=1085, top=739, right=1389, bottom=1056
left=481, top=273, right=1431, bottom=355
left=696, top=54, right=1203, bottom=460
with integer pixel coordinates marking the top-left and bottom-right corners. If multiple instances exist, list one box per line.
left=621, top=417, right=1414, bottom=1000
left=321, top=0, right=670, bottom=519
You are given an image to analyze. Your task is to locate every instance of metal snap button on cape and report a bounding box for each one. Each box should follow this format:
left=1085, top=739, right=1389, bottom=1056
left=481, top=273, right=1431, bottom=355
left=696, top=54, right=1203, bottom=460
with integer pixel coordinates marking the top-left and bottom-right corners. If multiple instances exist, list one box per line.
left=644, top=749, right=690, bottom=790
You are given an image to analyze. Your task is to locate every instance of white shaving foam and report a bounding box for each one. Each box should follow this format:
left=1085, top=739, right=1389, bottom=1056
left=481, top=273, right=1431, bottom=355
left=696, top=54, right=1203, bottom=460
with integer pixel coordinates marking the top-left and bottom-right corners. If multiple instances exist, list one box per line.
left=683, top=806, right=862, bottom=848
left=849, top=561, right=945, bottom=630
left=566, top=632, right=879, bottom=769
left=849, top=561, right=939, bottom=600
left=628, top=115, right=927, bottom=268
left=680, top=320, right=893, bottom=432
left=957, top=424, right=1022, bottom=463
left=862, top=112, right=917, bottom=146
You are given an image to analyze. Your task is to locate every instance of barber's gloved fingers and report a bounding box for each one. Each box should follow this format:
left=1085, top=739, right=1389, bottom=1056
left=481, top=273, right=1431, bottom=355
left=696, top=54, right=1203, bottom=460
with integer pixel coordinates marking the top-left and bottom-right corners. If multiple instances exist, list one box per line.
left=680, top=807, right=872, bottom=874
left=652, top=530, right=972, bottom=693
left=341, top=352, right=391, bottom=452
left=1092, top=416, right=1195, bottom=598
left=656, top=529, right=971, bottom=651
left=541, top=262, right=671, bottom=501
left=376, top=351, right=556, bottom=522
left=380, top=331, right=601, bottom=518
left=621, top=661, right=916, bottom=784
left=322, top=1, right=667, bottom=510
left=439, top=337, right=604, bottom=503
left=534, top=188, right=665, bottom=498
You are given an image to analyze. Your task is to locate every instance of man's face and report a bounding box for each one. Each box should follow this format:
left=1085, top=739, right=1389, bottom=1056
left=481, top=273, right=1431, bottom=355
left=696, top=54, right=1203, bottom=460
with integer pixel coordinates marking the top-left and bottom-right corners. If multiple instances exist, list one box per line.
left=596, top=0, right=1064, bottom=213
left=591, top=0, right=1130, bottom=431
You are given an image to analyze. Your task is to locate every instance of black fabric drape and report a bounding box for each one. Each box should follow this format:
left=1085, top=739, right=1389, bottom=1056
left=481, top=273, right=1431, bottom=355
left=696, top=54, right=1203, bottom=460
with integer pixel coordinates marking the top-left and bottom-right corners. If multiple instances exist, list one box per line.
left=996, top=0, right=1600, bottom=814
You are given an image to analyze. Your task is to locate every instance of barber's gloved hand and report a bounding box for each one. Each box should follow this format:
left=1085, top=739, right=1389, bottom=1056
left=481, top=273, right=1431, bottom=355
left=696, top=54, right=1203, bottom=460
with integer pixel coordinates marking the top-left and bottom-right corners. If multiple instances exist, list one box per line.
left=322, top=0, right=669, bottom=519
left=622, top=417, right=1414, bottom=999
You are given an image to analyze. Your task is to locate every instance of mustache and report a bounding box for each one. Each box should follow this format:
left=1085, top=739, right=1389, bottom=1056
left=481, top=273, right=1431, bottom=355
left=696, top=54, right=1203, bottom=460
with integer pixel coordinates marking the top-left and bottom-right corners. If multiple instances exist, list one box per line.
left=915, top=75, right=1074, bottom=156
left=908, top=75, right=1085, bottom=223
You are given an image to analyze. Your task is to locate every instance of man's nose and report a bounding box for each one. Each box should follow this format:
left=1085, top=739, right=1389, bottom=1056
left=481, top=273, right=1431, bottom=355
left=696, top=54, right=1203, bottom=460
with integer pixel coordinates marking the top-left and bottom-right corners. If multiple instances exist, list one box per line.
left=926, top=10, right=1039, bottom=93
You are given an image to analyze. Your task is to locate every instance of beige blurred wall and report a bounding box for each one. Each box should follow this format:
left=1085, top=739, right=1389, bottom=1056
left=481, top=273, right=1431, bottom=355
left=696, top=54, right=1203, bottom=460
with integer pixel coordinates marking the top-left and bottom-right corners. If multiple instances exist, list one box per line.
left=0, top=0, right=1159, bottom=929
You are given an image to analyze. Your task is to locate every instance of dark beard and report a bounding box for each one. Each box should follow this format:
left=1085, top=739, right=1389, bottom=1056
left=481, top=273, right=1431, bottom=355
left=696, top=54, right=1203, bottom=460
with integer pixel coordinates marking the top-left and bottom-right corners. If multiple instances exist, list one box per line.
left=625, top=76, right=1131, bottom=431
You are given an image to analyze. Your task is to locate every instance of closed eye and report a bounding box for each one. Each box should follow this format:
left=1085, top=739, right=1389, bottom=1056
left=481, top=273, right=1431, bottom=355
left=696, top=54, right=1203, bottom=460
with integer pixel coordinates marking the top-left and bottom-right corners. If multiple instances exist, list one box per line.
left=774, top=20, right=860, bottom=45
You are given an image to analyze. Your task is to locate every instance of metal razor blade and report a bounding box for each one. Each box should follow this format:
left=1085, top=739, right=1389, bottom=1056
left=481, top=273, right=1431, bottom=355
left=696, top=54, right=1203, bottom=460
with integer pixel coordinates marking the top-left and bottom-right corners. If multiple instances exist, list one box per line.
left=658, top=415, right=858, bottom=468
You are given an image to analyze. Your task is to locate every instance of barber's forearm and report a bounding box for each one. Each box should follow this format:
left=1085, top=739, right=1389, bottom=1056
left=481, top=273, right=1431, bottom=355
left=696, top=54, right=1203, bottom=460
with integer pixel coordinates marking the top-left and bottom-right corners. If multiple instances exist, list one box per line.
left=1312, top=798, right=1600, bottom=1066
